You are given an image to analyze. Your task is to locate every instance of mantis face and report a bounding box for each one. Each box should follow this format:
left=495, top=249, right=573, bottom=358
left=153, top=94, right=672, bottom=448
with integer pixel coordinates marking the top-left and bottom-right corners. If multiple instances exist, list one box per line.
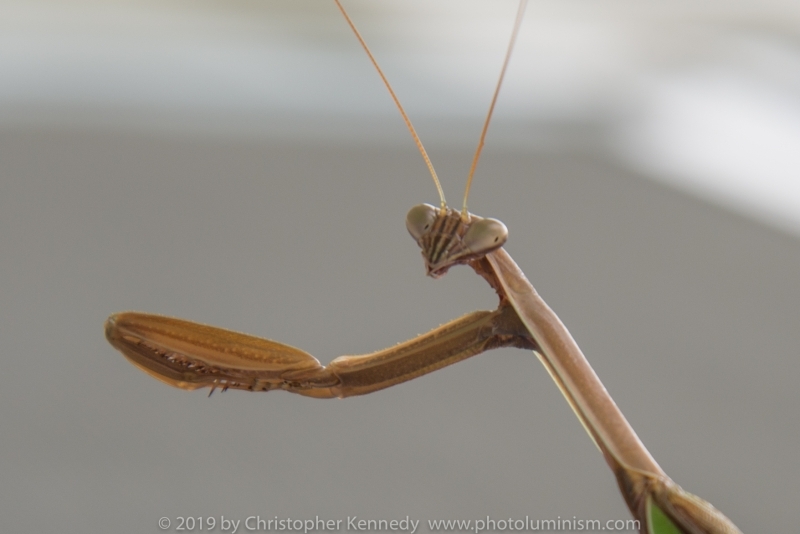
left=405, top=203, right=508, bottom=278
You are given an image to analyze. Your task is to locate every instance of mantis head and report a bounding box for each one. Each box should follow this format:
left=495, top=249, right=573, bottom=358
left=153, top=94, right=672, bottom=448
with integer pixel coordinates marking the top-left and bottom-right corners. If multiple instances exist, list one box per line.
left=406, top=203, right=508, bottom=278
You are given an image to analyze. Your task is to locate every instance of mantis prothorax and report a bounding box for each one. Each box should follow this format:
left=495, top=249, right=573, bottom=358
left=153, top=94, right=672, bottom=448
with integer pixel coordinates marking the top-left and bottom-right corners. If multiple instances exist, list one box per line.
left=105, top=2, right=742, bottom=533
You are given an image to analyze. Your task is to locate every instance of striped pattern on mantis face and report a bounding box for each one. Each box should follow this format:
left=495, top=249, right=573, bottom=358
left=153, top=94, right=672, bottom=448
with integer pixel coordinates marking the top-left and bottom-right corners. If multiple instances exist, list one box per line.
left=104, top=2, right=742, bottom=533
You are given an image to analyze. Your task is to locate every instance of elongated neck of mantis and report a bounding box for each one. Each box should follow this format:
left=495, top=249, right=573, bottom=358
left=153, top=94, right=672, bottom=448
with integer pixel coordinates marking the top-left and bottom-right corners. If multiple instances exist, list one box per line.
left=482, top=248, right=665, bottom=479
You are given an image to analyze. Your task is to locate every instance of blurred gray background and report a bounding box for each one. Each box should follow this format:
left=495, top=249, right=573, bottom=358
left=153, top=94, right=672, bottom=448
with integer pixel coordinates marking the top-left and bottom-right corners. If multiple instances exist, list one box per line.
left=2, top=1, right=799, bottom=532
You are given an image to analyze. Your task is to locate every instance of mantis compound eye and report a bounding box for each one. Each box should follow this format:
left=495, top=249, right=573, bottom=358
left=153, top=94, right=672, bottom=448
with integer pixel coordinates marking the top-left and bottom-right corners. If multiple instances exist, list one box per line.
left=462, top=217, right=508, bottom=254
left=406, top=203, right=439, bottom=241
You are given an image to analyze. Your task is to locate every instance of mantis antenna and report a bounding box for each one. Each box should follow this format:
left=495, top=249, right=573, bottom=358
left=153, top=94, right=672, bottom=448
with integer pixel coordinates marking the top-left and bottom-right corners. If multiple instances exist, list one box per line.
left=462, top=0, right=527, bottom=220
left=333, top=0, right=446, bottom=209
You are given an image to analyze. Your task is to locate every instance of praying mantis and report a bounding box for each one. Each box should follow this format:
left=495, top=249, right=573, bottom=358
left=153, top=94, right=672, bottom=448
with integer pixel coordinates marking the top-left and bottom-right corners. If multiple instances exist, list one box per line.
left=105, top=2, right=742, bottom=533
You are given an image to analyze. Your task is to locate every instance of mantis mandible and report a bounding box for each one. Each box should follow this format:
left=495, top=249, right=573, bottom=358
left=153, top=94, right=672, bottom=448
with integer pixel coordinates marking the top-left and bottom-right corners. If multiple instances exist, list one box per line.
left=105, top=2, right=742, bottom=533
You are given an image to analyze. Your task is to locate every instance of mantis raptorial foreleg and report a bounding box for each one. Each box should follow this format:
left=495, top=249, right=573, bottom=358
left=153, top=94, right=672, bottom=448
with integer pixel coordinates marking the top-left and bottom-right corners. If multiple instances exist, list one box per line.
left=106, top=299, right=536, bottom=399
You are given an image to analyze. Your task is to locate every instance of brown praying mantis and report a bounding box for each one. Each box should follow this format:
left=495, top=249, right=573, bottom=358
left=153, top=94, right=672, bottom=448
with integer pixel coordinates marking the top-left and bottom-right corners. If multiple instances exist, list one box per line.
left=105, top=2, right=742, bottom=533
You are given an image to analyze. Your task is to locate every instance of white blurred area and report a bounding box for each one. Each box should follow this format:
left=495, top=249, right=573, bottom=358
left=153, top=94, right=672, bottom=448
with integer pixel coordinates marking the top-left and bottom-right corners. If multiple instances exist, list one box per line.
left=2, top=0, right=800, bottom=235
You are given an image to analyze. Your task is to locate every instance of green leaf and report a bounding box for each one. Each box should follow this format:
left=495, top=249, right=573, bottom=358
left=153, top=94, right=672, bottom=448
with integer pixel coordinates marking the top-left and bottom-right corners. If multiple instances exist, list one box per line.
left=647, top=496, right=682, bottom=534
